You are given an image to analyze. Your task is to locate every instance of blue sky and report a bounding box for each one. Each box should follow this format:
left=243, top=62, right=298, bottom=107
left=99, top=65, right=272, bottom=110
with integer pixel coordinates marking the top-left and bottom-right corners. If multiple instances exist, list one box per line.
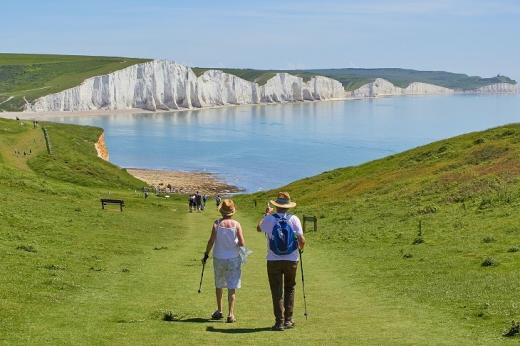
left=1, top=0, right=519, bottom=80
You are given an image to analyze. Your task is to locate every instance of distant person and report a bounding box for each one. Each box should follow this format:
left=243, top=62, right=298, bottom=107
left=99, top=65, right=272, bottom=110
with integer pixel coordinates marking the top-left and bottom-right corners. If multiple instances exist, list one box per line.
left=215, top=195, right=222, bottom=208
left=257, top=192, right=305, bottom=331
left=202, top=199, right=245, bottom=323
left=189, top=194, right=196, bottom=212
left=195, top=191, right=203, bottom=211
left=203, top=194, right=208, bottom=207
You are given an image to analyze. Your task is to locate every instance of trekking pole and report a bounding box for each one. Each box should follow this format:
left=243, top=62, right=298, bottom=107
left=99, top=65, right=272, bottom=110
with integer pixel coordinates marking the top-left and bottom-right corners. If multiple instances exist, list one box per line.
left=198, top=260, right=206, bottom=294
left=299, top=249, right=308, bottom=319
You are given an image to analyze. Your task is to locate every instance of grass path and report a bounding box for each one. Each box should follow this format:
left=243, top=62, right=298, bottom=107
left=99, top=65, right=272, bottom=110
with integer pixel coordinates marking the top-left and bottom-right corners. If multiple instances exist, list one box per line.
left=5, top=198, right=490, bottom=345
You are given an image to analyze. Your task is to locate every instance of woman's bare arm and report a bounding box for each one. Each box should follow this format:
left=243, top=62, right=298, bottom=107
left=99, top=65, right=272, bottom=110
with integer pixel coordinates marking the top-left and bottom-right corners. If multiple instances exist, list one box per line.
left=205, top=223, right=217, bottom=255
left=236, top=222, right=245, bottom=247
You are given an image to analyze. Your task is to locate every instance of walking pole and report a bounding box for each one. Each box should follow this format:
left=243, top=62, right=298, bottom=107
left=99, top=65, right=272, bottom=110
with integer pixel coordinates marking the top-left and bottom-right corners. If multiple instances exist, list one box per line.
left=299, top=249, right=308, bottom=319
left=198, top=259, right=206, bottom=294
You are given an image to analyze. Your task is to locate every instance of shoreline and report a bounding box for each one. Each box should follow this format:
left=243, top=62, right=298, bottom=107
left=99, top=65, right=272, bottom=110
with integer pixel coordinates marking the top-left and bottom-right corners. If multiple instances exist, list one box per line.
left=126, top=168, right=242, bottom=195
left=1, top=92, right=518, bottom=120
left=0, top=97, right=353, bottom=120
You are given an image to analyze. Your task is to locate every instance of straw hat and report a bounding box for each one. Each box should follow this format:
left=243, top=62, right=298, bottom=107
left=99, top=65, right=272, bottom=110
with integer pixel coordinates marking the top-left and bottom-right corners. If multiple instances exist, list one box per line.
left=270, top=192, right=296, bottom=209
left=219, top=199, right=236, bottom=216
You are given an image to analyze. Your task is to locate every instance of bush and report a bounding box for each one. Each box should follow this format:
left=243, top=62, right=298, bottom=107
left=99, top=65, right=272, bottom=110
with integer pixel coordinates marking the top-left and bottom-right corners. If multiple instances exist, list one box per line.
left=403, top=253, right=413, bottom=259
left=503, top=320, right=520, bottom=337
left=508, top=247, right=519, bottom=253
left=481, top=257, right=498, bottom=267
left=412, top=237, right=424, bottom=245
left=482, top=236, right=496, bottom=243
left=16, top=245, right=37, bottom=253
left=162, top=311, right=178, bottom=322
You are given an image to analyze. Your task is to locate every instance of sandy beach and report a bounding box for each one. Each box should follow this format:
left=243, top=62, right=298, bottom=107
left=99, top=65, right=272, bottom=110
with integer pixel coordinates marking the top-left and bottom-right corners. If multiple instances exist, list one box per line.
left=126, top=168, right=241, bottom=195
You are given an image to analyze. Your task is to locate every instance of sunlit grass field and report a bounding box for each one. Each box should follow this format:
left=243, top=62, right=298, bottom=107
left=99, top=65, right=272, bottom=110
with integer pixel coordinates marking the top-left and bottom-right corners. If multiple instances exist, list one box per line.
left=1, top=117, right=520, bottom=344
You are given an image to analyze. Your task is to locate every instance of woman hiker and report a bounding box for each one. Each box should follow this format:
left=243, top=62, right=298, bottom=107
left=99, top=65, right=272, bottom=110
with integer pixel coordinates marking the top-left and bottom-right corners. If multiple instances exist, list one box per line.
left=202, top=199, right=245, bottom=323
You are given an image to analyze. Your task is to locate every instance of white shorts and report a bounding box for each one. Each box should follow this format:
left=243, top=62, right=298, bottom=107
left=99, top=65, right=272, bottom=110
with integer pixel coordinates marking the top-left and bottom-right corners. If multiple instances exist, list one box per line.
left=213, top=256, right=242, bottom=289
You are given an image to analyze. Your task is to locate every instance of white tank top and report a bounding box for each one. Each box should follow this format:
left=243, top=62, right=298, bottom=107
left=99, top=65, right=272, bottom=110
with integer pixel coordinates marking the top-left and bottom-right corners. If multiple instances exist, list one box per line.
left=213, top=221, right=240, bottom=259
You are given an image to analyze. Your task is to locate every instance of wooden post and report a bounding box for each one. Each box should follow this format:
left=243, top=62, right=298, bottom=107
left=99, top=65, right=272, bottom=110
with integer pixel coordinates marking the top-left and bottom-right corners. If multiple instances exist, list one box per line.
left=302, top=215, right=318, bottom=232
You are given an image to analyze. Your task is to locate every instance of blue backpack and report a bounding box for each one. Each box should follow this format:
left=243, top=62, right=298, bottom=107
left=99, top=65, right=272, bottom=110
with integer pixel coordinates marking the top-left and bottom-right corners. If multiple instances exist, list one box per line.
left=269, top=214, right=298, bottom=255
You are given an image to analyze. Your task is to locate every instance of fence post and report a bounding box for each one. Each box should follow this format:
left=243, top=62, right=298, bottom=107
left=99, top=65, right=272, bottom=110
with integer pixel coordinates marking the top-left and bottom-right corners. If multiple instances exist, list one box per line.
left=42, top=127, right=52, bottom=155
left=302, top=215, right=318, bottom=232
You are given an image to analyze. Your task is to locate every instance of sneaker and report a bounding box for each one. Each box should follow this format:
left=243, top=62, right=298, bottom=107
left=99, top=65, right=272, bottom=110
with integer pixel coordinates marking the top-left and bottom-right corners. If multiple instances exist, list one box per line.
left=271, top=322, right=284, bottom=331
left=211, top=310, right=223, bottom=320
left=284, top=320, right=295, bottom=329
left=226, top=316, right=236, bottom=323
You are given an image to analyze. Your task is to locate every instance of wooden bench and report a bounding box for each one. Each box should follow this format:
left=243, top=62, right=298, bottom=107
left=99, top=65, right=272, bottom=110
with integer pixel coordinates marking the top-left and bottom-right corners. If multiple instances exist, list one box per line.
left=302, top=215, right=318, bottom=232
left=101, top=199, right=125, bottom=212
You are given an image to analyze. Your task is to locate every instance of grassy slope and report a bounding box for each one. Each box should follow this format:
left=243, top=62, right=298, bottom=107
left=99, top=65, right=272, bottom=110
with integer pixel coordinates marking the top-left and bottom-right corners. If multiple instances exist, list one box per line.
left=0, top=53, right=151, bottom=111
left=1, top=117, right=520, bottom=344
left=236, top=124, right=520, bottom=342
left=193, top=67, right=517, bottom=91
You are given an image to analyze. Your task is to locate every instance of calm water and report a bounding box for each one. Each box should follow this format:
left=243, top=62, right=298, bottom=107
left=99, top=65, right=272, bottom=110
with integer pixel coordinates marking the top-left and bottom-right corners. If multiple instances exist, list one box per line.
left=43, top=94, right=520, bottom=191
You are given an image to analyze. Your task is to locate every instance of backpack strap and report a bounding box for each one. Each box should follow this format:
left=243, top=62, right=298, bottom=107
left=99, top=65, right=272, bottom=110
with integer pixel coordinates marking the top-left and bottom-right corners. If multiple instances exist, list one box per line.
left=272, top=213, right=291, bottom=221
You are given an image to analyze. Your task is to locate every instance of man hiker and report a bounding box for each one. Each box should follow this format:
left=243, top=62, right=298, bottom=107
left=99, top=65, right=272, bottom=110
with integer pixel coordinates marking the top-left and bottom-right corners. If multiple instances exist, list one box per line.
left=257, top=192, right=305, bottom=331
left=215, top=194, right=222, bottom=208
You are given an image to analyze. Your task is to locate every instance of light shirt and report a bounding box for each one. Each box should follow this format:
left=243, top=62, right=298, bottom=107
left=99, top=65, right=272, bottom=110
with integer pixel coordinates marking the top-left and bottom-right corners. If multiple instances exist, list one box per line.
left=260, top=213, right=303, bottom=261
left=213, top=221, right=240, bottom=259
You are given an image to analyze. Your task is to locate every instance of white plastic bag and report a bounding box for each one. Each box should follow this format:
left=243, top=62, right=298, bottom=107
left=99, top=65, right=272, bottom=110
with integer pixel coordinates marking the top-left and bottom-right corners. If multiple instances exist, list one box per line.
left=239, top=246, right=253, bottom=264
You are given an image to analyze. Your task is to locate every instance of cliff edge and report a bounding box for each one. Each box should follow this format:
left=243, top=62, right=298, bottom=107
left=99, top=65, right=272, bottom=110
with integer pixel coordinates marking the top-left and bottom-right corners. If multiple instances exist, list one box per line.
left=24, top=60, right=518, bottom=113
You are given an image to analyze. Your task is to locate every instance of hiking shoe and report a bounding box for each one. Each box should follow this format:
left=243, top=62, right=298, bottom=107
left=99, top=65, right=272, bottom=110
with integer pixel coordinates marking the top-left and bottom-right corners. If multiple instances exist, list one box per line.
left=271, top=322, right=284, bottom=331
left=211, top=310, right=223, bottom=320
left=226, top=316, right=236, bottom=323
left=284, top=320, right=295, bottom=329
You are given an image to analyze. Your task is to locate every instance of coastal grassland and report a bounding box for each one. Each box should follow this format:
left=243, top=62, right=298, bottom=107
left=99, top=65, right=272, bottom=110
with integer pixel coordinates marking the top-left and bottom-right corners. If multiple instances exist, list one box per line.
left=236, top=124, right=520, bottom=343
left=193, top=66, right=516, bottom=91
left=0, top=53, right=151, bottom=111
left=1, top=117, right=520, bottom=344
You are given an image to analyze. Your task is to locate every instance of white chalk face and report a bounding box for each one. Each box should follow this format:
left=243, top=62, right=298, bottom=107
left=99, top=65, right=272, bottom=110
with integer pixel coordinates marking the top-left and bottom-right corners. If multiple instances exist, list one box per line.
left=41, top=93, right=520, bottom=192
left=27, top=61, right=346, bottom=113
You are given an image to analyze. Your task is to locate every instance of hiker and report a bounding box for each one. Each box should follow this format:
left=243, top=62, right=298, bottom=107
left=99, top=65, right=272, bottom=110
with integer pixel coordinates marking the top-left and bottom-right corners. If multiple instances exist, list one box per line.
left=189, top=194, right=196, bottom=212
left=202, top=199, right=245, bottom=323
left=202, top=195, right=208, bottom=210
left=195, top=192, right=203, bottom=211
left=215, top=194, right=222, bottom=208
left=257, top=192, right=305, bottom=331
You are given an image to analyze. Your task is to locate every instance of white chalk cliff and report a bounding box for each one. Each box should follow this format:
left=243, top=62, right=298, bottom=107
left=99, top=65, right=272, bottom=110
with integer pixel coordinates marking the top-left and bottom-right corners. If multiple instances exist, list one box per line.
left=26, top=60, right=344, bottom=112
left=348, top=78, right=454, bottom=98
left=25, top=60, right=518, bottom=112
left=467, top=83, right=519, bottom=94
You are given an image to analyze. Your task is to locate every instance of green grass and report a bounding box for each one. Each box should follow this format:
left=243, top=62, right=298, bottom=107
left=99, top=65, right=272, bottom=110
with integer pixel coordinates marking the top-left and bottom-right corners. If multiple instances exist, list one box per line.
left=2, top=117, right=520, bottom=344
left=194, top=67, right=517, bottom=91
left=0, top=53, right=151, bottom=111
left=236, top=124, right=520, bottom=343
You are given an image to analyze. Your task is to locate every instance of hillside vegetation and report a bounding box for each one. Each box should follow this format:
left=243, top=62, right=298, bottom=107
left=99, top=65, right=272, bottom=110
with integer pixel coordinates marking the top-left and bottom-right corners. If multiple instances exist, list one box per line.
left=2, top=116, right=520, bottom=344
left=0, top=53, right=150, bottom=111
left=194, top=67, right=517, bottom=91
left=237, top=123, right=520, bottom=341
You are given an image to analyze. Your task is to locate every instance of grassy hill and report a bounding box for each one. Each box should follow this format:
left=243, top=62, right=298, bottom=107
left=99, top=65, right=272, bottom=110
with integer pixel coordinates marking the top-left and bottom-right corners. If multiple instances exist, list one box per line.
left=2, top=116, right=520, bottom=344
left=193, top=67, right=517, bottom=91
left=0, top=53, right=150, bottom=111
left=236, top=123, right=520, bottom=341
